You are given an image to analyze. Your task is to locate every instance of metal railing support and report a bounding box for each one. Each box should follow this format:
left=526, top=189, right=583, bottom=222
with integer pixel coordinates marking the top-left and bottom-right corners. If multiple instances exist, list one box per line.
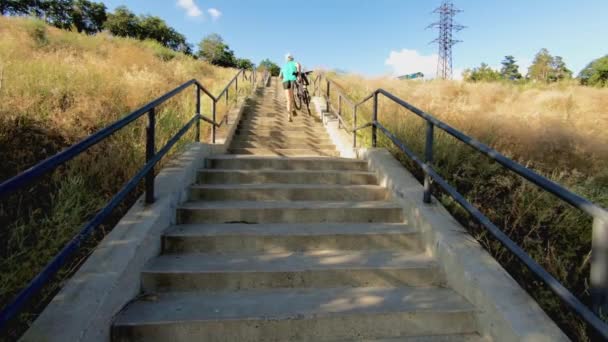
left=372, top=92, right=378, bottom=148
left=592, top=217, right=608, bottom=314
left=195, top=86, right=201, bottom=143
left=423, top=122, right=434, bottom=203
left=212, top=100, right=217, bottom=144
left=338, top=95, right=342, bottom=129
left=225, top=88, right=229, bottom=105
left=145, top=107, right=156, bottom=204
left=235, top=77, right=238, bottom=96
left=353, top=106, right=357, bottom=148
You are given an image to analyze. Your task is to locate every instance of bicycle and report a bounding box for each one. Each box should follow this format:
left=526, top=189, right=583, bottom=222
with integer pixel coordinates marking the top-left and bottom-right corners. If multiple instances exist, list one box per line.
left=292, top=71, right=313, bottom=115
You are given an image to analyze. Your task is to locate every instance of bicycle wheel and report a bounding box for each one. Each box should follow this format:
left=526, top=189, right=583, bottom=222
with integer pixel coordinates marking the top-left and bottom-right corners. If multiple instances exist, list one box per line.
left=303, top=89, right=311, bottom=115
left=293, top=82, right=302, bottom=110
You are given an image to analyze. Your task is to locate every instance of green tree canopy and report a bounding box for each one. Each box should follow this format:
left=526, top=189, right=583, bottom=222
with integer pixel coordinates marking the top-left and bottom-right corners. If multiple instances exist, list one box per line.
left=579, top=55, right=608, bottom=87
left=197, top=34, right=236, bottom=67
left=527, top=48, right=572, bottom=83
left=462, top=63, right=501, bottom=82
left=236, top=58, right=254, bottom=70
left=500, top=55, right=522, bottom=80
left=259, top=59, right=280, bottom=76
left=103, top=6, right=140, bottom=37
left=71, top=0, right=107, bottom=34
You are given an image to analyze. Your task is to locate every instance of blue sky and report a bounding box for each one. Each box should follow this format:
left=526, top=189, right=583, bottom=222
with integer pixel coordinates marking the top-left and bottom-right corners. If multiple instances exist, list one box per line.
left=99, top=0, right=608, bottom=78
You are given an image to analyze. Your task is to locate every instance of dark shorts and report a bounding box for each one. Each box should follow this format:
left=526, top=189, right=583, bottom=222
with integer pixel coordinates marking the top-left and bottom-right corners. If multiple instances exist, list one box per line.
left=282, top=80, right=295, bottom=90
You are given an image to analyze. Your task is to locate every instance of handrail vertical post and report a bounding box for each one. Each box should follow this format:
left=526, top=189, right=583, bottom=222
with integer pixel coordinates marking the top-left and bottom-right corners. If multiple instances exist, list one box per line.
left=145, top=108, right=156, bottom=204
left=372, top=92, right=378, bottom=148
left=338, top=95, right=342, bottom=129
left=325, top=80, right=330, bottom=124
left=212, top=100, right=217, bottom=144
left=423, top=122, right=434, bottom=203
left=226, top=88, right=229, bottom=106
left=235, top=76, right=238, bottom=96
left=353, top=106, right=357, bottom=148
left=195, top=85, right=201, bottom=143
left=592, top=217, right=608, bottom=314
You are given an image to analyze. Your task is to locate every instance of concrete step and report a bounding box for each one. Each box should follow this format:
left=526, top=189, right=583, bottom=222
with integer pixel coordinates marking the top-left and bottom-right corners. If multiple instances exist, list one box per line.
left=162, top=223, right=422, bottom=253
left=331, top=335, right=489, bottom=342
left=235, top=129, right=330, bottom=139
left=228, top=148, right=340, bottom=157
left=112, top=287, right=477, bottom=342
left=176, top=200, right=404, bottom=224
left=206, top=155, right=369, bottom=171
left=230, top=140, right=337, bottom=150
left=231, top=136, right=334, bottom=145
left=189, top=184, right=388, bottom=201
left=141, top=250, right=440, bottom=292
left=197, top=169, right=378, bottom=185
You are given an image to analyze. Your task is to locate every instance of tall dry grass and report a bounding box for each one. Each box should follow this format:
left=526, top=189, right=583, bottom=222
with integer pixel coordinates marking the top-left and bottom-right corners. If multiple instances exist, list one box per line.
left=0, top=17, right=251, bottom=339
left=323, top=73, right=608, bottom=340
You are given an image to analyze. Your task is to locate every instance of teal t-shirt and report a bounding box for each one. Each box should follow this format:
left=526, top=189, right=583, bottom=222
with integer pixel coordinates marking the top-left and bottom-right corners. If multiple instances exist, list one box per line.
left=281, top=61, right=298, bottom=82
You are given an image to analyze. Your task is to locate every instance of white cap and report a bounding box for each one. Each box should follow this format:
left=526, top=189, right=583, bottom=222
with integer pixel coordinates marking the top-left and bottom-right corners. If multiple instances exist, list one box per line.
left=285, top=53, right=293, bottom=61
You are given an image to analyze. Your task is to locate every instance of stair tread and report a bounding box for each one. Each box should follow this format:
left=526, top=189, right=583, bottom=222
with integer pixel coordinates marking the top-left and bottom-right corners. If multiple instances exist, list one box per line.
left=208, top=155, right=362, bottom=162
left=179, top=200, right=402, bottom=210
left=144, top=250, right=434, bottom=274
left=190, top=184, right=384, bottom=190
left=165, top=223, right=414, bottom=237
left=333, top=334, right=489, bottom=342
left=199, top=169, right=375, bottom=175
left=114, top=287, right=475, bottom=325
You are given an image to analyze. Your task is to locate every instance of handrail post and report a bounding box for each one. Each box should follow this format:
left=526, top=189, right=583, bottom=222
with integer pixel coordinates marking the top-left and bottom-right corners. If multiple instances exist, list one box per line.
left=226, top=88, right=229, bottom=106
left=592, top=217, right=608, bottom=314
left=423, top=121, right=434, bottom=203
left=212, top=100, right=217, bottom=144
left=325, top=80, right=330, bottom=124
left=195, top=86, right=201, bottom=143
left=372, top=92, right=378, bottom=148
left=145, top=108, right=156, bottom=204
left=338, top=95, right=342, bottom=129
left=353, top=106, right=357, bottom=148
left=235, top=77, right=238, bottom=96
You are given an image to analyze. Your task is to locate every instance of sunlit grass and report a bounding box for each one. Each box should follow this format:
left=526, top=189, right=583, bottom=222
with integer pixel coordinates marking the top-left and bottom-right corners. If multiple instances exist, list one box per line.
left=323, top=72, right=608, bottom=341
left=0, top=16, right=252, bottom=339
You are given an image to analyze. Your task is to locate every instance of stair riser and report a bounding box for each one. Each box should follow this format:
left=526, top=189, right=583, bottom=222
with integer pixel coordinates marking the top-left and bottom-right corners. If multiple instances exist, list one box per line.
left=189, top=187, right=388, bottom=201
left=197, top=171, right=378, bottom=185
left=237, top=123, right=322, bottom=130
left=235, top=130, right=330, bottom=138
left=207, top=159, right=369, bottom=171
left=231, top=137, right=334, bottom=145
left=228, top=149, right=340, bottom=157
left=177, top=207, right=403, bottom=224
left=142, top=268, right=441, bottom=293
left=112, top=311, right=477, bottom=342
left=230, top=142, right=336, bottom=150
left=163, top=233, right=422, bottom=253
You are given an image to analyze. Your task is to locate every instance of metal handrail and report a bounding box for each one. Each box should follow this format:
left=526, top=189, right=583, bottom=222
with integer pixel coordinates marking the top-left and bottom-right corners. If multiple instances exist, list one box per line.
left=314, top=73, right=608, bottom=339
left=0, top=68, right=264, bottom=330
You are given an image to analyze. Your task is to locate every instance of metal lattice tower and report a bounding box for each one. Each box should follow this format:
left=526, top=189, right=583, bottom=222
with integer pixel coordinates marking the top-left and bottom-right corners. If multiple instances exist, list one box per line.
left=427, top=1, right=465, bottom=80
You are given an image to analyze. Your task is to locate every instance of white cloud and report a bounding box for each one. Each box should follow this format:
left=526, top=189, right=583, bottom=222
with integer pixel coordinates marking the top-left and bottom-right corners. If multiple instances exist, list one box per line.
left=385, top=49, right=438, bottom=79
left=207, top=8, right=222, bottom=21
left=177, top=0, right=202, bottom=17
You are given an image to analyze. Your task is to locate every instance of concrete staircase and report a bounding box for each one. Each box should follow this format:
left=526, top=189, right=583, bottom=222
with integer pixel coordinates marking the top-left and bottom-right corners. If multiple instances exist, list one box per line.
left=112, top=78, right=486, bottom=341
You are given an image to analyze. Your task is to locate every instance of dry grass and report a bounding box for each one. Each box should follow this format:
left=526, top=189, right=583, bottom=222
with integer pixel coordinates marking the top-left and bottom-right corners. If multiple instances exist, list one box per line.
left=323, top=73, right=608, bottom=340
left=0, top=17, right=251, bottom=339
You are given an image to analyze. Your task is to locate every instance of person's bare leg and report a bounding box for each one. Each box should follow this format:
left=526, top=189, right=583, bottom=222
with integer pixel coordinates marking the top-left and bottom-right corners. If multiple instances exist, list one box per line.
left=284, top=88, right=293, bottom=121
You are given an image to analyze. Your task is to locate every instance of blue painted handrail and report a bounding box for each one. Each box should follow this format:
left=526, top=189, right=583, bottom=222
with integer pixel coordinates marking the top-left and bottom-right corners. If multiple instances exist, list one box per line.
left=314, top=74, right=608, bottom=339
left=0, top=69, right=263, bottom=331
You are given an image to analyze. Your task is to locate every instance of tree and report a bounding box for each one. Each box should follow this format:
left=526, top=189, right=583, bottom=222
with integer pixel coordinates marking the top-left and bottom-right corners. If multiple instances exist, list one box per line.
left=462, top=63, right=501, bottom=82
left=197, top=34, right=236, bottom=67
left=551, top=56, right=572, bottom=81
left=104, top=6, right=140, bottom=38
left=579, top=55, right=608, bottom=87
left=0, top=0, right=32, bottom=15
left=500, top=55, right=522, bottom=80
left=528, top=48, right=554, bottom=82
left=71, top=0, right=107, bottom=34
left=236, top=58, right=254, bottom=70
left=259, top=59, right=280, bottom=76
left=37, top=0, right=74, bottom=30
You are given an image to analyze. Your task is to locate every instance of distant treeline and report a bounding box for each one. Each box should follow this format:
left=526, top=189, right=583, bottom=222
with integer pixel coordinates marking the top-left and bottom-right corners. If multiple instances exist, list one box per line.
left=0, top=0, right=261, bottom=69
left=463, top=49, right=608, bottom=87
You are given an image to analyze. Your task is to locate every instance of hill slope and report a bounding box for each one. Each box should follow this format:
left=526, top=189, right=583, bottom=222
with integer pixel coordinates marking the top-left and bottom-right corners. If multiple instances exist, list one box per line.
left=0, top=17, right=249, bottom=339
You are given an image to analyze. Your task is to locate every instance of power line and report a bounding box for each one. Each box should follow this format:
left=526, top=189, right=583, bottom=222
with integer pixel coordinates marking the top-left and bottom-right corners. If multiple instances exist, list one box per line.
left=427, top=1, right=465, bottom=80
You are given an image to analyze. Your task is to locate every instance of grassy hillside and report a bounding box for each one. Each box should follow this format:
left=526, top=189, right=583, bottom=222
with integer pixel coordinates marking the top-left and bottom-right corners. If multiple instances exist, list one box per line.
left=0, top=17, right=251, bottom=339
left=323, top=74, right=608, bottom=340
